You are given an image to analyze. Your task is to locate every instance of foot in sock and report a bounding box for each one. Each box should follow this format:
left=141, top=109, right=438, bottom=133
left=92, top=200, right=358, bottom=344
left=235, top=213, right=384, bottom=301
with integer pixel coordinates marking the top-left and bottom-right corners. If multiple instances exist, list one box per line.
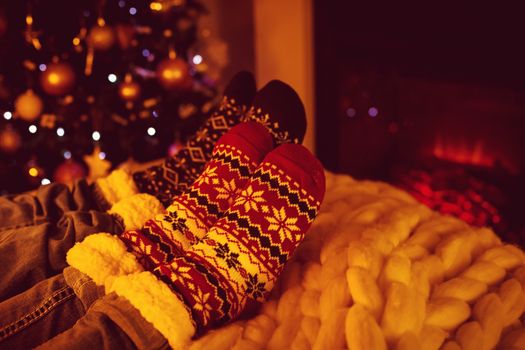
left=119, top=121, right=274, bottom=270
left=108, top=143, right=325, bottom=348
left=131, top=74, right=308, bottom=207
left=131, top=71, right=257, bottom=206
left=67, top=77, right=311, bottom=286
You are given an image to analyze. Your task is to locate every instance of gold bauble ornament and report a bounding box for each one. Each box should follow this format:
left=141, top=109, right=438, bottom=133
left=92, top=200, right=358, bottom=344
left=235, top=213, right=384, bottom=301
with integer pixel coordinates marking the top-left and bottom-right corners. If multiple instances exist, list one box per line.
left=15, top=90, right=44, bottom=121
left=119, top=76, right=141, bottom=101
left=156, top=58, right=192, bottom=90
left=88, top=24, right=116, bottom=51
left=0, top=126, right=21, bottom=153
left=40, top=62, right=76, bottom=96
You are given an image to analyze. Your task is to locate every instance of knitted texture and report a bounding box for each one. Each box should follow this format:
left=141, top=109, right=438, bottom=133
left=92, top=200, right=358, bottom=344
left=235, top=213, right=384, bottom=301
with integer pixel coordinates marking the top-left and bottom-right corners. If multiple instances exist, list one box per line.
left=133, top=76, right=308, bottom=207
left=152, top=144, right=325, bottom=334
left=119, top=122, right=274, bottom=270
left=133, top=72, right=257, bottom=206
left=177, top=172, right=525, bottom=350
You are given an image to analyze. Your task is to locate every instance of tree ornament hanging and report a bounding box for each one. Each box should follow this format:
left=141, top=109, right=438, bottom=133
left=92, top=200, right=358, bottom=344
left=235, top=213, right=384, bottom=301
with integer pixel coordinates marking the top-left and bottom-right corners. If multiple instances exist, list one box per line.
left=119, top=74, right=141, bottom=101
left=53, top=159, right=86, bottom=184
left=40, top=62, right=76, bottom=96
left=88, top=21, right=116, bottom=51
left=15, top=90, right=44, bottom=121
left=156, top=57, right=192, bottom=90
left=0, top=126, right=22, bottom=153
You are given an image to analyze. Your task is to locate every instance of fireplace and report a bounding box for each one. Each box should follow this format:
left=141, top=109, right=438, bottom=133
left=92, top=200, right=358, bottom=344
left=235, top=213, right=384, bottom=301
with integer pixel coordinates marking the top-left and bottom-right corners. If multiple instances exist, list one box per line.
left=314, top=2, right=525, bottom=244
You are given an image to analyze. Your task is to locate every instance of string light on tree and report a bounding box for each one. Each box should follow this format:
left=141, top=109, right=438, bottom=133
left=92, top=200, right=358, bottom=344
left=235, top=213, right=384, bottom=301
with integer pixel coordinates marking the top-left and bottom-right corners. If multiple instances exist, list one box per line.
left=147, top=127, right=156, bottom=136
left=28, top=124, right=38, bottom=134
left=92, top=131, right=101, bottom=141
left=108, top=74, right=118, bottom=83
left=56, top=127, right=65, bottom=137
left=3, top=111, right=12, bottom=120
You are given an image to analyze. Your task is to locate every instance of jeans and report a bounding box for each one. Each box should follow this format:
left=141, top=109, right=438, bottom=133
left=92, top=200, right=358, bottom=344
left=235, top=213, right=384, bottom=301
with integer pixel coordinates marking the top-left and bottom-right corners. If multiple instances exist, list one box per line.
left=0, top=267, right=169, bottom=349
left=0, top=180, right=122, bottom=302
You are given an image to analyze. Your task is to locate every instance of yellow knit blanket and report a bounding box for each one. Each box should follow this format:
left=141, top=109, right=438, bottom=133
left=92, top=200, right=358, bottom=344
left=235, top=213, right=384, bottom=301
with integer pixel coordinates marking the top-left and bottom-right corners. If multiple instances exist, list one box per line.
left=185, top=171, right=525, bottom=350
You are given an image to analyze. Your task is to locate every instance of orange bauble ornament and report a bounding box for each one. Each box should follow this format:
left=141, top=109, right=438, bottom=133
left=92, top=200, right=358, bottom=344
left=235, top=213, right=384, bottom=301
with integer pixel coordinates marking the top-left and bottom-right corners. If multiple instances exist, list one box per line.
left=156, top=58, right=192, bottom=90
left=40, top=62, right=76, bottom=96
left=0, top=126, right=21, bottom=153
left=53, top=159, right=86, bottom=184
left=88, top=24, right=116, bottom=51
left=118, top=75, right=141, bottom=101
left=15, top=90, right=44, bottom=121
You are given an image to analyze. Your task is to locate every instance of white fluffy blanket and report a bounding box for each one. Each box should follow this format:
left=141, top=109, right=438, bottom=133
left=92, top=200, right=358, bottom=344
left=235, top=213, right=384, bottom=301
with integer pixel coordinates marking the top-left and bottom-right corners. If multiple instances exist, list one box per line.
left=186, top=172, right=525, bottom=350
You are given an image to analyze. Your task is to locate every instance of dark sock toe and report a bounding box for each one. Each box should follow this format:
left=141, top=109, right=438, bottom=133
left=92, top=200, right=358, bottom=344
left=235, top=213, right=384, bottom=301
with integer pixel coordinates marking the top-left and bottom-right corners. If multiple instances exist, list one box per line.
left=223, top=71, right=257, bottom=107
left=249, top=80, right=307, bottom=145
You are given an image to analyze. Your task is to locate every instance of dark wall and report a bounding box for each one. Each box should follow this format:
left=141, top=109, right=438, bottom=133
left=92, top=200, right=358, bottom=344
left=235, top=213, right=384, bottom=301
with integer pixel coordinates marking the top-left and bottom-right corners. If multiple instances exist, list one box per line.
left=314, top=1, right=525, bottom=178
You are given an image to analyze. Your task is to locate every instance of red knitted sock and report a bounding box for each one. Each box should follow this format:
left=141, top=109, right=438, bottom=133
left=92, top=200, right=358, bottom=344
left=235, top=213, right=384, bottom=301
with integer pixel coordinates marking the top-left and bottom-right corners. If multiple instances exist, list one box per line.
left=119, top=121, right=273, bottom=270
left=153, top=143, right=325, bottom=332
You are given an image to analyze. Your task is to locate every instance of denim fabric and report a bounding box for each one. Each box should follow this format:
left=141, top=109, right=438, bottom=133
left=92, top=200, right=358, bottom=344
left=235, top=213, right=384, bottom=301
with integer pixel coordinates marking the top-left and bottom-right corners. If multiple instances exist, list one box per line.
left=36, top=293, right=170, bottom=350
left=0, top=270, right=87, bottom=349
left=0, top=180, right=122, bottom=302
left=0, top=268, right=168, bottom=350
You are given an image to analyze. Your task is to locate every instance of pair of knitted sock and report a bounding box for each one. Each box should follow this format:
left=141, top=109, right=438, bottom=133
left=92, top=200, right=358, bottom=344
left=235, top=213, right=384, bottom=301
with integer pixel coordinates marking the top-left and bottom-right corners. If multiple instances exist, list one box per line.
left=129, top=71, right=307, bottom=207
left=68, top=120, right=325, bottom=348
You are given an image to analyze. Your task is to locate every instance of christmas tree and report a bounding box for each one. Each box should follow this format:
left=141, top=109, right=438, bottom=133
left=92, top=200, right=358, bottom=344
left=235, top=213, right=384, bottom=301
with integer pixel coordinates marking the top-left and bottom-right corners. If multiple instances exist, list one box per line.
left=0, top=0, right=217, bottom=194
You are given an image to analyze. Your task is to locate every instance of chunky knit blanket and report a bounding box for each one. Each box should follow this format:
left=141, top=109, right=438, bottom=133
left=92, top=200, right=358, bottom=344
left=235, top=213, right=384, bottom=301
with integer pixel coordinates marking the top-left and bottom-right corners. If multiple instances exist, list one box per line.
left=185, top=171, right=525, bottom=350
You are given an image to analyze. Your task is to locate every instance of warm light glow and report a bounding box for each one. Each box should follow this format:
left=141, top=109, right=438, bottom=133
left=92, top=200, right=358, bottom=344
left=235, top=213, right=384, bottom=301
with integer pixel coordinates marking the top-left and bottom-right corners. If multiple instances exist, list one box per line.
left=150, top=2, right=163, bottom=11
left=72, top=37, right=81, bottom=46
left=92, top=131, right=101, bottom=141
left=346, top=108, right=356, bottom=118
left=56, top=127, right=65, bottom=137
left=147, top=127, right=156, bottom=136
left=41, top=178, right=51, bottom=185
left=26, top=15, right=33, bottom=26
left=3, top=111, right=12, bottom=120
left=121, top=85, right=137, bottom=97
left=29, top=167, right=39, bottom=177
left=368, top=107, right=379, bottom=117
left=192, top=55, right=203, bottom=65
left=432, top=137, right=494, bottom=168
left=28, top=125, right=37, bottom=134
left=47, top=73, right=61, bottom=85
left=162, top=68, right=182, bottom=80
